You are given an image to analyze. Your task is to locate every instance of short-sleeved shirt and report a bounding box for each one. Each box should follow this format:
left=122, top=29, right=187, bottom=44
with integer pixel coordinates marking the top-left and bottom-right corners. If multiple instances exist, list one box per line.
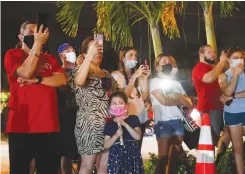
left=149, top=75, right=185, bottom=124
left=224, top=70, right=245, bottom=113
left=104, top=115, right=140, bottom=143
left=192, top=62, right=223, bottom=112
left=4, top=48, right=64, bottom=133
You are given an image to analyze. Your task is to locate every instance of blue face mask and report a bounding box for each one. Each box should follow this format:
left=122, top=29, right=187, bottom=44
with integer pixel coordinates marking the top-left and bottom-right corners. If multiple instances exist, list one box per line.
left=124, top=60, right=137, bottom=69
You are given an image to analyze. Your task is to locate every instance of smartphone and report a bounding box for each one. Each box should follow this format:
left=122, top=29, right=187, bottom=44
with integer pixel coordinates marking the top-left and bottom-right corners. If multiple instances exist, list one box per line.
left=144, top=59, right=148, bottom=66
left=36, top=12, right=49, bottom=32
left=94, top=34, right=103, bottom=45
left=225, top=99, right=233, bottom=106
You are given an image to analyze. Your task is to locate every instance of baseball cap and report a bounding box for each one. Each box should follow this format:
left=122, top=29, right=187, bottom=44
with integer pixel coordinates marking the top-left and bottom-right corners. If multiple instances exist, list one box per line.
left=58, top=43, right=70, bottom=54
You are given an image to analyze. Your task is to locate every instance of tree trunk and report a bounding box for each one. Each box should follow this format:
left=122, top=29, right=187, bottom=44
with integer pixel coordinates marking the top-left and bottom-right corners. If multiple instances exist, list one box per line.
left=150, top=24, right=163, bottom=60
left=204, top=6, right=217, bottom=54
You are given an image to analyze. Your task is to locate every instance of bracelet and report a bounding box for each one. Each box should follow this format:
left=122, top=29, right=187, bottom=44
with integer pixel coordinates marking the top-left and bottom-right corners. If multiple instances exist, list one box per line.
left=232, top=92, right=236, bottom=99
left=30, top=49, right=40, bottom=58
left=35, top=76, right=43, bottom=84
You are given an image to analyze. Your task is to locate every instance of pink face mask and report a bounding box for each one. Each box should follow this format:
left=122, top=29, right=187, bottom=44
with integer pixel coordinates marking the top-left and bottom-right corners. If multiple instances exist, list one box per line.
left=109, top=105, right=127, bottom=117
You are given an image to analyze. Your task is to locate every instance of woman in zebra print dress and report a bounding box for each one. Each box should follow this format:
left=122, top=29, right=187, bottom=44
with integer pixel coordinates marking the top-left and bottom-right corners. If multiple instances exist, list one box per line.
left=70, top=36, right=119, bottom=174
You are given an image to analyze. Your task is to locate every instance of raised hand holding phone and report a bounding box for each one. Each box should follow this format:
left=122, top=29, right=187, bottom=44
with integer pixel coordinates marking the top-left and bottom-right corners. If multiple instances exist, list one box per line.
left=36, top=12, right=49, bottom=32
left=143, top=59, right=151, bottom=78
left=94, top=34, right=103, bottom=45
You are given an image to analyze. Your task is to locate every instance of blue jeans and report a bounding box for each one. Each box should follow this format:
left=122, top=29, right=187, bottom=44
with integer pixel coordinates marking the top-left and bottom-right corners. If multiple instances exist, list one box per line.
left=154, top=119, right=184, bottom=140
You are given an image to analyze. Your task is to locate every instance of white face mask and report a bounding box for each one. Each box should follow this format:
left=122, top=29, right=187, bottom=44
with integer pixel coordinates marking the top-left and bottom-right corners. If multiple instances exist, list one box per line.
left=124, top=60, right=137, bottom=69
left=65, top=52, right=76, bottom=63
left=231, top=59, right=244, bottom=68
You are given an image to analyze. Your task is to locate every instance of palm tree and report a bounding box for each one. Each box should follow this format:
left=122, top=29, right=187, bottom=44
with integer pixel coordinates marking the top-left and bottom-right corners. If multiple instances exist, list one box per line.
left=56, top=1, right=184, bottom=68
left=198, top=2, right=240, bottom=53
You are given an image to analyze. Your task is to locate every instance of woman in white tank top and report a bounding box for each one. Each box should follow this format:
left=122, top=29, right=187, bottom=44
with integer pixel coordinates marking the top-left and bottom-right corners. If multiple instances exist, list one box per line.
left=111, top=47, right=150, bottom=148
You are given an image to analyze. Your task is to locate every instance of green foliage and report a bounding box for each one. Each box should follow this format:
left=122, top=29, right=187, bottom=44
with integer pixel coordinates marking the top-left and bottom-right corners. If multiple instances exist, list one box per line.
left=143, top=153, right=158, bottom=174
left=199, top=1, right=240, bottom=16
left=144, top=141, right=245, bottom=174
left=94, top=2, right=134, bottom=50
left=177, top=152, right=196, bottom=174
left=216, top=148, right=237, bottom=174
left=56, top=1, right=86, bottom=38
left=219, top=1, right=240, bottom=17
left=56, top=1, right=183, bottom=52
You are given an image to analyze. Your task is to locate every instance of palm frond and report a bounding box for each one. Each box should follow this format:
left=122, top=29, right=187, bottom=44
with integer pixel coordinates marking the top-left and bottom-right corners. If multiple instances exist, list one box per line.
left=219, top=1, right=240, bottom=17
left=126, top=2, right=150, bottom=23
left=160, top=1, right=184, bottom=40
left=95, top=2, right=133, bottom=50
left=56, top=1, right=86, bottom=38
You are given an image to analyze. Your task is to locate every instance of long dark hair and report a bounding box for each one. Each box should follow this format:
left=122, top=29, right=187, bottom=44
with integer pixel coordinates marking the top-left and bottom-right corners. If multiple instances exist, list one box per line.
left=119, top=47, right=140, bottom=98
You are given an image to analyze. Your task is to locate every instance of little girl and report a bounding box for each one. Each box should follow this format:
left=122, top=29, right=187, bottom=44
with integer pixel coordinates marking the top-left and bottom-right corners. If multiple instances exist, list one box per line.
left=104, top=91, right=144, bottom=174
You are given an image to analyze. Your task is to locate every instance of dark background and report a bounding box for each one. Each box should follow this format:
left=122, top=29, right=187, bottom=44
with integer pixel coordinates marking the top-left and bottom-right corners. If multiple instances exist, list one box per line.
left=2, top=1, right=245, bottom=90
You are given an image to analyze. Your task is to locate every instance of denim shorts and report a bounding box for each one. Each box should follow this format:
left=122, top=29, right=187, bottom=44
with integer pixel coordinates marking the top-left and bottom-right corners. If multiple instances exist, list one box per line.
left=154, top=119, right=184, bottom=140
left=224, top=112, right=245, bottom=127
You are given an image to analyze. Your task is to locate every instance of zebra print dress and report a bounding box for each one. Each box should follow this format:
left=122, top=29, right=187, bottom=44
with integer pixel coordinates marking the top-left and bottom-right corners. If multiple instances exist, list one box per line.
left=70, top=68, right=119, bottom=156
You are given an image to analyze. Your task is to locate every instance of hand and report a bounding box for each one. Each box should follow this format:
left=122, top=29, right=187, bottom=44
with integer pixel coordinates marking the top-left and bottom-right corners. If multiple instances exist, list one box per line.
left=119, top=119, right=128, bottom=127
left=116, top=127, right=123, bottom=137
left=133, top=65, right=148, bottom=78
left=86, top=41, right=102, bottom=61
left=34, top=24, right=49, bottom=46
left=169, top=56, right=177, bottom=68
left=141, top=65, right=151, bottom=79
left=220, top=94, right=233, bottom=104
left=17, top=77, right=38, bottom=87
left=219, top=51, right=228, bottom=64
left=231, top=63, right=244, bottom=76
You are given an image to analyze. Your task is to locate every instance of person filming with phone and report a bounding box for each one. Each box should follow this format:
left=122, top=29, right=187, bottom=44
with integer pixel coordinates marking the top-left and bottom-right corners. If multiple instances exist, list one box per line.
left=218, top=47, right=245, bottom=174
left=111, top=47, right=151, bottom=148
left=192, top=45, right=229, bottom=148
left=4, top=20, right=67, bottom=174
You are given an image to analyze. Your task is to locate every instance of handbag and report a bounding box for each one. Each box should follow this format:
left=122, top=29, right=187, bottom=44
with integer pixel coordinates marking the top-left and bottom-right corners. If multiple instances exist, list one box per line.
left=177, top=105, right=199, bottom=132
left=177, top=106, right=201, bottom=149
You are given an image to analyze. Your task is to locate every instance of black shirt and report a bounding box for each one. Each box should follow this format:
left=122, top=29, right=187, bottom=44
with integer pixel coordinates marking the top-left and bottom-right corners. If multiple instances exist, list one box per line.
left=104, top=115, right=140, bottom=143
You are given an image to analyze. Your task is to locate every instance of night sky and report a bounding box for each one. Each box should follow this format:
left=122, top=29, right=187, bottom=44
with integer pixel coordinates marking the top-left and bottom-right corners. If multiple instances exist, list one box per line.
left=2, top=1, right=245, bottom=90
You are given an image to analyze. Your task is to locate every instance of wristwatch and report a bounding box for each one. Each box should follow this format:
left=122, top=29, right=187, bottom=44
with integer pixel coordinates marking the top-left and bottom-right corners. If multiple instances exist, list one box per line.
left=30, top=49, right=40, bottom=58
left=35, top=76, right=43, bottom=84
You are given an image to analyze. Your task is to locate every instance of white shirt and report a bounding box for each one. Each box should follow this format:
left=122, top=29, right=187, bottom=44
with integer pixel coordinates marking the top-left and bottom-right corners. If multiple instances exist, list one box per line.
left=111, top=70, right=148, bottom=124
left=149, top=74, right=186, bottom=124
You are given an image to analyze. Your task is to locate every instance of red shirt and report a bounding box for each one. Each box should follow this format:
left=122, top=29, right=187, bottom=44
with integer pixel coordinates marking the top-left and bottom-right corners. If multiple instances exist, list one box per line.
left=192, top=62, right=223, bottom=112
left=4, top=48, right=64, bottom=133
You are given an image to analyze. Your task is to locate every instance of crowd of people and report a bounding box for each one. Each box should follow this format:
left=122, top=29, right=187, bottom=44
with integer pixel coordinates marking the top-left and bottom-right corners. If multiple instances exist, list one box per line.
left=3, top=20, right=245, bottom=174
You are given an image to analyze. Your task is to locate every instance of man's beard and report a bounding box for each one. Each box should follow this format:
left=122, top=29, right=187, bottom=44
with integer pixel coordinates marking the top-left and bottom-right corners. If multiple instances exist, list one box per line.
left=204, top=56, right=215, bottom=65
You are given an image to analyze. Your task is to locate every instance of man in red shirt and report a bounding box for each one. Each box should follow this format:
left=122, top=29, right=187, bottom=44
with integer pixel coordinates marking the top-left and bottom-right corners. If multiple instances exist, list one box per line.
left=4, top=20, right=67, bottom=174
left=192, top=45, right=228, bottom=146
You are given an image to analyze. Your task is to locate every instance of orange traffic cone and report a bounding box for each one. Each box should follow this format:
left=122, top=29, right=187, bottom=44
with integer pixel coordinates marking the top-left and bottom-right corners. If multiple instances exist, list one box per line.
left=195, top=113, right=216, bottom=174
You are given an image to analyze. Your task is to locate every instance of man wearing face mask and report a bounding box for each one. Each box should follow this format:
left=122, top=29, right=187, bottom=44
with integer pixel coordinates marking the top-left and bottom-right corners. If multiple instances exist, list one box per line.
left=4, top=20, right=67, bottom=174
left=56, top=43, right=80, bottom=174
left=192, top=45, right=228, bottom=147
